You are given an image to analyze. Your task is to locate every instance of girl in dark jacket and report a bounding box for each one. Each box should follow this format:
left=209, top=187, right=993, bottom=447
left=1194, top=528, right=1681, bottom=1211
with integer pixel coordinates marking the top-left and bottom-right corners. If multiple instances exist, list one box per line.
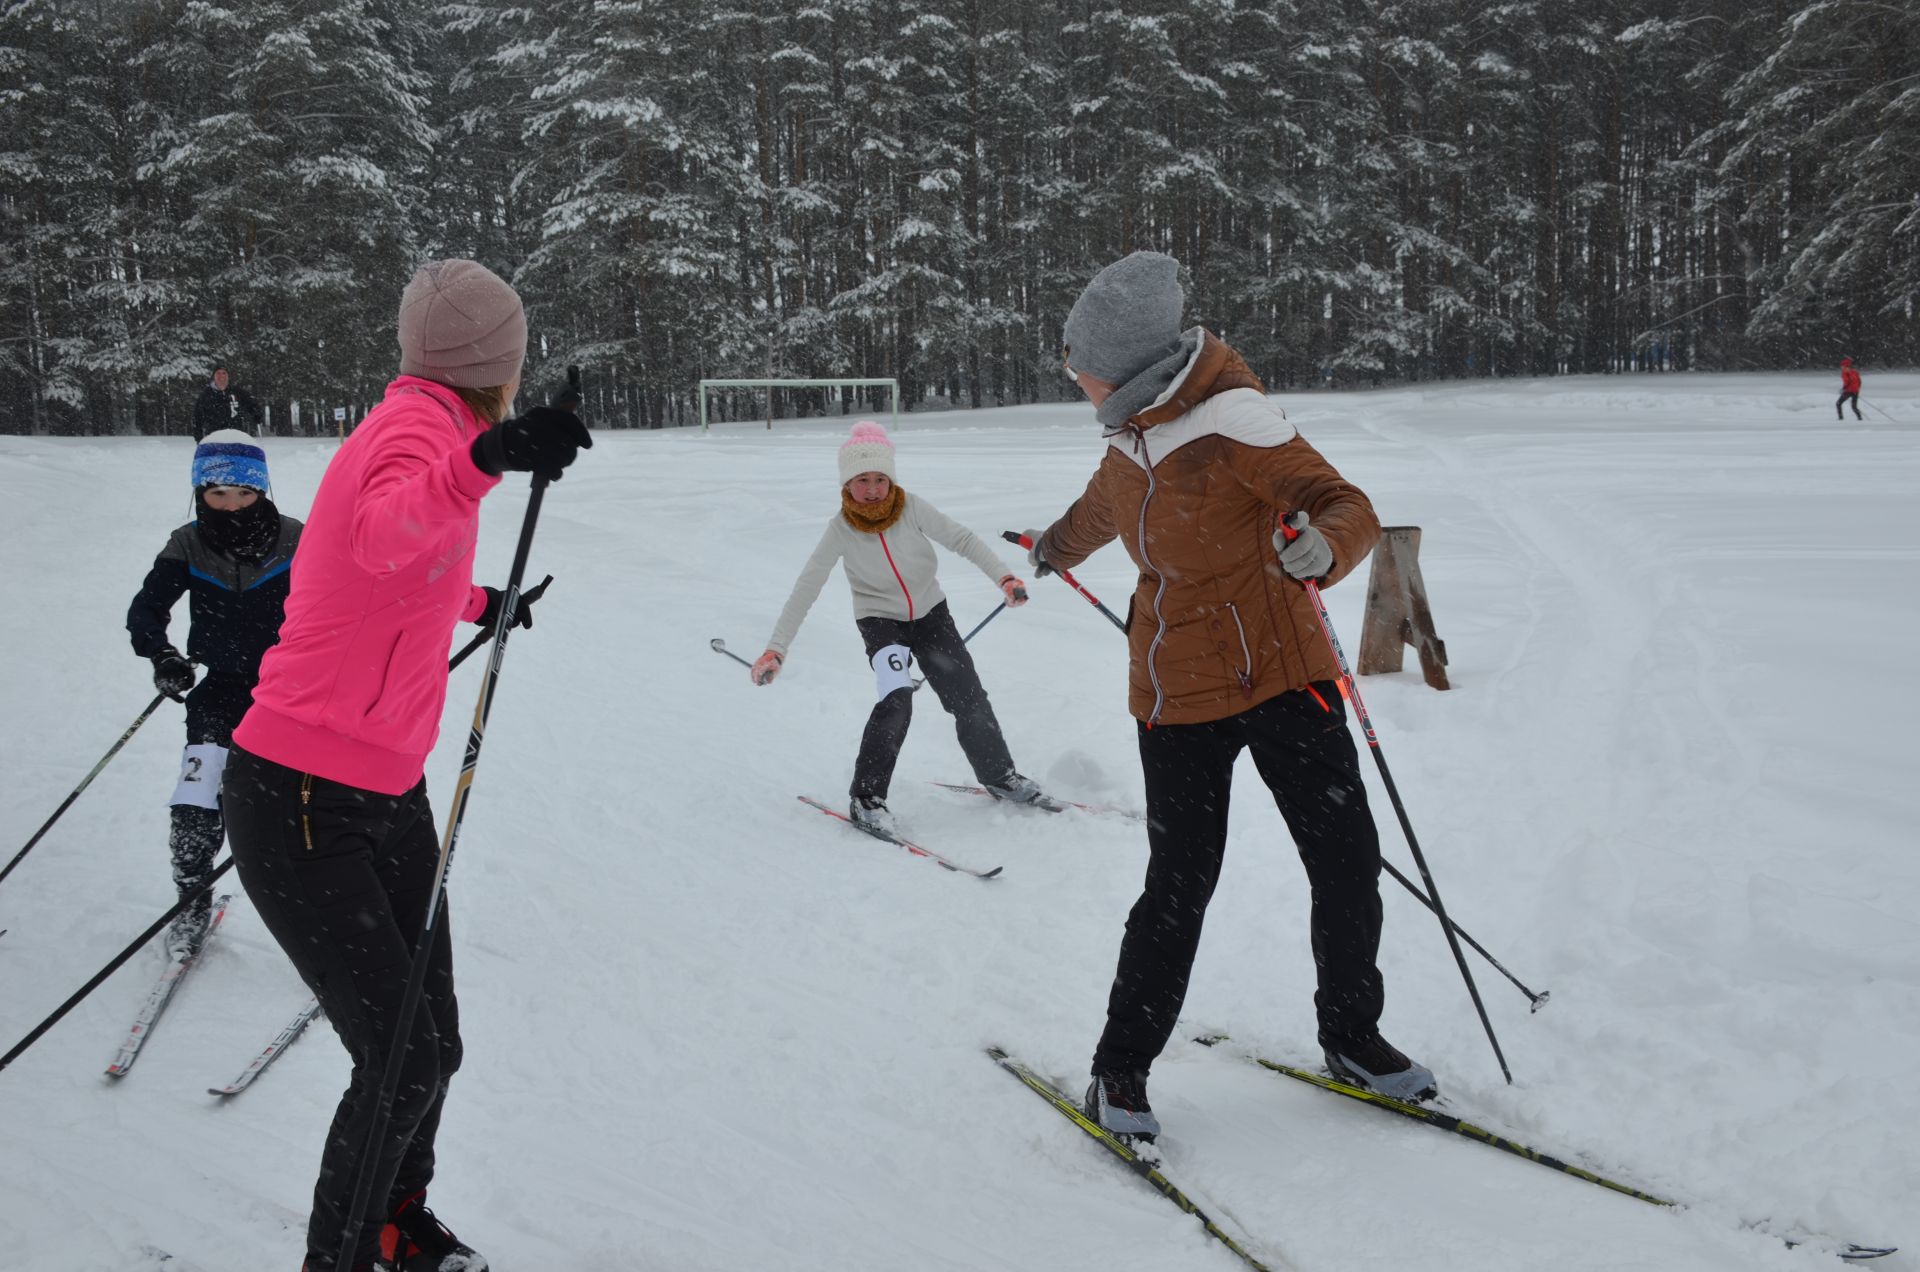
left=127, top=429, right=302, bottom=958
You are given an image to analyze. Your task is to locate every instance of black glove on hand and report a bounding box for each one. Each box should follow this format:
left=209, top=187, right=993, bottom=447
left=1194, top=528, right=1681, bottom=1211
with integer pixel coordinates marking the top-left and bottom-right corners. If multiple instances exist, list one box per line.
left=476, top=585, right=536, bottom=634
left=151, top=648, right=195, bottom=699
left=470, top=406, right=594, bottom=481
left=1021, top=528, right=1055, bottom=577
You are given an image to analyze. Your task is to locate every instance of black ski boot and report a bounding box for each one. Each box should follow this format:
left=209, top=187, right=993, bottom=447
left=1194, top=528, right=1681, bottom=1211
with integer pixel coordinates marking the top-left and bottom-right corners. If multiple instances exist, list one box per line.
left=380, top=1191, right=487, bottom=1272
left=1085, top=1069, right=1161, bottom=1142
left=1323, top=1035, right=1438, bottom=1102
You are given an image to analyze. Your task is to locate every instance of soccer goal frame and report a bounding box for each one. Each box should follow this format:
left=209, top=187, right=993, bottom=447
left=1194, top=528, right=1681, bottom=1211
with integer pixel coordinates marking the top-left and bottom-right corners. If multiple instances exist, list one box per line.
left=696, top=378, right=900, bottom=433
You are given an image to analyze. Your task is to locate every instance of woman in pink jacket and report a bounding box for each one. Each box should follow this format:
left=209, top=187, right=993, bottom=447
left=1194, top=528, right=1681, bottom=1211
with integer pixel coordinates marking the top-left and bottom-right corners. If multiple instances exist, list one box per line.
left=222, top=260, right=589, bottom=1272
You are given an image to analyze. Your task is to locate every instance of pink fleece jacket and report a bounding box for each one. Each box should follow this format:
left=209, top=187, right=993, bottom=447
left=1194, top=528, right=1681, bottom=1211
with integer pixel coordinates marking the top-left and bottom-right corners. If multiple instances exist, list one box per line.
left=234, top=376, right=501, bottom=794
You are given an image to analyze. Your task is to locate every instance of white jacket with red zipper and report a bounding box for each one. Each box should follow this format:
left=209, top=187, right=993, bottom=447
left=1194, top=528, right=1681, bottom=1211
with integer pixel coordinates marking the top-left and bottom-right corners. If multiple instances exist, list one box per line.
left=765, top=492, right=1012, bottom=656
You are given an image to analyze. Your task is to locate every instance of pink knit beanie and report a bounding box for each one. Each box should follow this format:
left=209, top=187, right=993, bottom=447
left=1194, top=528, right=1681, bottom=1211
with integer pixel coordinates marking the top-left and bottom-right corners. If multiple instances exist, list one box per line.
left=838, top=420, right=897, bottom=485
left=396, top=259, right=527, bottom=388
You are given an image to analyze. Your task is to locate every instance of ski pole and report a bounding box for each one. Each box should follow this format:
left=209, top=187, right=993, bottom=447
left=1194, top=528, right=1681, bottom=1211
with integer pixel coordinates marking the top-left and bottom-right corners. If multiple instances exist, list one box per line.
left=336, top=476, right=550, bottom=1271
left=0, top=692, right=174, bottom=890
left=1867, top=401, right=1901, bottom=425
left=961, top=600, right=1010, bottom=645
left=1377, top=857, right=1547, bottom=1011
left=1025, top=531, right=1545, bottom=1011
left=0, top=856, right=236, bottom=1075
left=1000, top=531, right=1126, bottom=632
left=448, top=574, right=554, bottom=672
left=714, top=600, right=1012, bottom=689
left=709, top=637, right=753, bottom=668
left=910, top=601, right=1011, bottom=688
left=1281, top=514, right=1513, bottom=1082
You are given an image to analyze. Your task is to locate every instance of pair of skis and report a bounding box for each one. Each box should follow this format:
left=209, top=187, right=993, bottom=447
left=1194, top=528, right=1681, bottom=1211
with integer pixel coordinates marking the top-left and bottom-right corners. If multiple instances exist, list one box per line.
left=799, top=781, right=1145, bottom=880
left=103, top=892, right=319, bottom=1094
left=990, top=1041, right=1895, bottom=1266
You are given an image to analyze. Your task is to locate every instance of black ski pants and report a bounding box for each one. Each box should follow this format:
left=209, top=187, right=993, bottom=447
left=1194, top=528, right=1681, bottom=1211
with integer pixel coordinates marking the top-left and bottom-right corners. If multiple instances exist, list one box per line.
left=852, top=600, right=1016, bottom=802
left=171, top=675, right=255, bottom=919
left=223, top=744, right=461, bottom=1271
left=1092, top=684, right=1386, bottom=1076
left=1838, top=391, right=1861, bottom=420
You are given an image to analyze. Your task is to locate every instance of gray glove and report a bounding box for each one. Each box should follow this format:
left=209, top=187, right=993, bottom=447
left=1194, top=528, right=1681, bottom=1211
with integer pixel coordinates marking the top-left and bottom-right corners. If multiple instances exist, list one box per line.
left=1021, top=528, right=1054, bottom=577
left=1273, top=511, right=1333, bottom=581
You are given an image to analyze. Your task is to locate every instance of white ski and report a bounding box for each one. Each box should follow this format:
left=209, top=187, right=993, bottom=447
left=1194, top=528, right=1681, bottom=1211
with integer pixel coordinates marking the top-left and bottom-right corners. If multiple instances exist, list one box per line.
left=104, top=892, right=233, bottom=1078
left=209, top=996, right=322, bottom=1097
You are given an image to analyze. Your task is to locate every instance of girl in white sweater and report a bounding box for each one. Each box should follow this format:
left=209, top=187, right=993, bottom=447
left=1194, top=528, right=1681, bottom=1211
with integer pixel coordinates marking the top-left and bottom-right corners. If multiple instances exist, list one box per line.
left=753, top=421, right=1040, bottom=831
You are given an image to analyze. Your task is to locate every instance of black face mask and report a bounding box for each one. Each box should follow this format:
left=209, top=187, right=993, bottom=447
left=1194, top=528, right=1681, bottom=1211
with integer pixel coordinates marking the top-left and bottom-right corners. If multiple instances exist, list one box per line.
left=196, top=493, right=280, bottom=564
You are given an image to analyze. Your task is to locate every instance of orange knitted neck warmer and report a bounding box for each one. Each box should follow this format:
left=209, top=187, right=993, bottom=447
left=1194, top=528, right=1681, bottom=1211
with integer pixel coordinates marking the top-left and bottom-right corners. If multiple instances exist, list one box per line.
left=841, top=485, right=907, bottom=534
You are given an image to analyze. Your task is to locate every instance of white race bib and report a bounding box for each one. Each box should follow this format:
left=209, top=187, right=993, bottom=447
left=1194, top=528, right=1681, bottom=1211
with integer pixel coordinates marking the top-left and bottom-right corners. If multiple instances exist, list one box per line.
left=871, top=643, right=915, bottom=700
left=171, top=743, right=228, bottom=810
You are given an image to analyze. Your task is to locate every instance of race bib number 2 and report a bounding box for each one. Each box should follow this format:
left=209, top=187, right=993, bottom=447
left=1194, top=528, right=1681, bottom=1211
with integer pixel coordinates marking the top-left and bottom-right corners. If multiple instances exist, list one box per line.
left=171, top=743, right=229, bottom=809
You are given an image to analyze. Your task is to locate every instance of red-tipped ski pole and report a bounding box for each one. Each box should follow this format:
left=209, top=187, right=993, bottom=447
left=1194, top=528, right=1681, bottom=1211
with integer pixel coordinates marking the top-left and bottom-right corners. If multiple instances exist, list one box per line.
left=1281, top=514, right=1513, bottom=1083
left=1001, top=531, right=1126, bottom=632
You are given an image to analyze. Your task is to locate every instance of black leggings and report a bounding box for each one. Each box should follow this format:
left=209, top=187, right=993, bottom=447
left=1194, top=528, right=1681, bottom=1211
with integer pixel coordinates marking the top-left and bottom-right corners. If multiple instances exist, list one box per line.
left=852, top=601, right=1016, bottom=801
left=223, top=745, right=461, bottom=1271
left=1838, top=391, right=1861, bottom=419
left=1092, top=685, right=1386, bottom=1075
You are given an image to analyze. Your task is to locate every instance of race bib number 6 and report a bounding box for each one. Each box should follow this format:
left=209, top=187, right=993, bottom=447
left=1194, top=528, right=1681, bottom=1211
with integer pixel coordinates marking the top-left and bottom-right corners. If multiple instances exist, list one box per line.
left=871, top=643, right=915, bottom=699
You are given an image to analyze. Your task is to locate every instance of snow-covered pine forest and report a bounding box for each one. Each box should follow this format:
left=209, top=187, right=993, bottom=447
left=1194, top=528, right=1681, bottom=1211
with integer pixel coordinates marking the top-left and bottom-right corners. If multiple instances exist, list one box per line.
left=2, top=0, right=1916, bottom=435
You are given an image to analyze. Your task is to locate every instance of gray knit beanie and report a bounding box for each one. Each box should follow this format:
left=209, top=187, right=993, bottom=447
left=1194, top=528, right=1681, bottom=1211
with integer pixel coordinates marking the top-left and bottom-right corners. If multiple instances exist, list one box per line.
left=396, top=259, right=527, bottom=389
left=1062, top=251, right=1186, bottom=386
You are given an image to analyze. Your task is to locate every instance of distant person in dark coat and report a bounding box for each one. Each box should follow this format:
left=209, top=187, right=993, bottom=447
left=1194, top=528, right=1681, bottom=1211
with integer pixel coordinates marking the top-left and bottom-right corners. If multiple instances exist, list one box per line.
left=192, top=368, right=262, bottom=441
left=1838, top=357, right=1862, bottom=421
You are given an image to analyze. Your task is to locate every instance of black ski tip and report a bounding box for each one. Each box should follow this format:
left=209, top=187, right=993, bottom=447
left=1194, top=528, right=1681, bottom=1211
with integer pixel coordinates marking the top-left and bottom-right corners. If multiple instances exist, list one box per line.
left=981, top=866, right=1005, bottom=880
left=1841, top=1244, right=1898, bottom=1261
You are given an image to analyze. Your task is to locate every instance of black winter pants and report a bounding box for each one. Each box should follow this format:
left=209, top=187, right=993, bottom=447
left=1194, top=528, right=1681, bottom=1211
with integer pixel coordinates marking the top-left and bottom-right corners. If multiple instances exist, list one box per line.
left=1838, top=391, right=1861, bottom=420
left=170, top=675, right=255, bottom=919
left=223, top=745, right=461, bottom=1271
left=1092, top=684, right=1386, bottom=1076
left=852, top=601, right=1016, bottom=801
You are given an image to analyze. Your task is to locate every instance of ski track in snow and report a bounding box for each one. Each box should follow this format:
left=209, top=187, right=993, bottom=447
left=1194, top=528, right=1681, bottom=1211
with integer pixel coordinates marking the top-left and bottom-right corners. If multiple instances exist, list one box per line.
left=0, top=372, right=1914, bottom=1270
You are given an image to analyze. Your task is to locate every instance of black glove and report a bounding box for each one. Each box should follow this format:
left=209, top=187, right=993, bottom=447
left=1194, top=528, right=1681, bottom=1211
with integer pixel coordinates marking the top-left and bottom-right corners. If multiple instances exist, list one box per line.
left=470, top=406, right=593, bottom=481
left=151, top=648, right=195, bottom=699
left=1021, top=528, right=1055, bottom=578
left=476, top=585, right=536, bottom=634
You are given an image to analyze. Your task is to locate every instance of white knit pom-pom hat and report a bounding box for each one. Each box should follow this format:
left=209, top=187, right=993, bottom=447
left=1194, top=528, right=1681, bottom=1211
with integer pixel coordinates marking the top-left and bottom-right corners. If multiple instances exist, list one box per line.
left=838, top=419, right=897, bottom=485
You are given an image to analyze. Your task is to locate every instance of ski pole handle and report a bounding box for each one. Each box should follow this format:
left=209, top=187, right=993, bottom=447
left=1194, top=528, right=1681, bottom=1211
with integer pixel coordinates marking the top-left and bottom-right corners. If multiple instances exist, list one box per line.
left=449, top=575, right=554, bottom=672
left=1000, top=531, right=1127, bottom=633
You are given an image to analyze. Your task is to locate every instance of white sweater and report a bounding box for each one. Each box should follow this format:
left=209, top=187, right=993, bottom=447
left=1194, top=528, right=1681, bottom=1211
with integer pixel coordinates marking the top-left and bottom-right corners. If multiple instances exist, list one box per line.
left=765, top=493, right=1011, bottom=655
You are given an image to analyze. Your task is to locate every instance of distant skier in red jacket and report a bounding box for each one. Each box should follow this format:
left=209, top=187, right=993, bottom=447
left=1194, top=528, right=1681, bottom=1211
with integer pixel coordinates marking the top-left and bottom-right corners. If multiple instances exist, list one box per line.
left=1838, top=358, right=1862, bottom=420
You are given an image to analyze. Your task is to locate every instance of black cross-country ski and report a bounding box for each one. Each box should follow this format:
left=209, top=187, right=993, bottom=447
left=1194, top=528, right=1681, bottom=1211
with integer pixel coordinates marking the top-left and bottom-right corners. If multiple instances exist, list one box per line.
left=1195, top=1037, right=1895, bottom=1262
left=986, top=1046, right=1278, bottom=1271
left=104, top=893, right=233, bottom=1078
left=209, top=996, right=321, bottom=1097
left=798, top=796, right=1002, bottom=879
left=931, top=781, right=1144, bottom=821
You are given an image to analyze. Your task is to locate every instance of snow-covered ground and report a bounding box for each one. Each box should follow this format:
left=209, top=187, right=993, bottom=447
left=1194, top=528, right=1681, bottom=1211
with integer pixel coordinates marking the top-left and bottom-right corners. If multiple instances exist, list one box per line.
left=1, top=371, right=1915, bottom=1271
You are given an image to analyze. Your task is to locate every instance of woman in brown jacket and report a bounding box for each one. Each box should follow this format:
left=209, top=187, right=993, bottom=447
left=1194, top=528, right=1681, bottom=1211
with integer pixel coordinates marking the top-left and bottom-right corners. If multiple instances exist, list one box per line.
left=1026, top=251, right=1435, bottom=1141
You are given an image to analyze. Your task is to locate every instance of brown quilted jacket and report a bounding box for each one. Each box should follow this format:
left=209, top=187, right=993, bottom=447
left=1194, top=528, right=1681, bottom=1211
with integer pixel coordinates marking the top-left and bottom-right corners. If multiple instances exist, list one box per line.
left=1038, top=332, right=1380, bottom=725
